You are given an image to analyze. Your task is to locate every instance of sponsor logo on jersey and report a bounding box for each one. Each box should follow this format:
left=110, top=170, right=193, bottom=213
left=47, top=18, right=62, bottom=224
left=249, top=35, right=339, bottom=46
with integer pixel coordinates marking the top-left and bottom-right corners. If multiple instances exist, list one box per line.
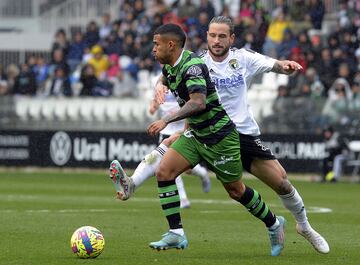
left=211, top=74, right=245, bottom=88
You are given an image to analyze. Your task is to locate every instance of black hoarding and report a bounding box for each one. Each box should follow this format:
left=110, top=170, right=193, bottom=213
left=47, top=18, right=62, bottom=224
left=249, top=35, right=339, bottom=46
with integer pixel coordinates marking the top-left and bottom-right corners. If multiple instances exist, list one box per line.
left=0, top=130, right=357, bottom=173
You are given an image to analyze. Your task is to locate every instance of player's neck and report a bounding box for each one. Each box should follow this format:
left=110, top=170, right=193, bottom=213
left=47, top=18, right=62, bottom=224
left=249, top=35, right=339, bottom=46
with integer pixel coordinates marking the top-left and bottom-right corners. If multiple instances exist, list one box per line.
left=169, top=49, right=184, bottom=67
left=209, top=51, right=229, bottom=63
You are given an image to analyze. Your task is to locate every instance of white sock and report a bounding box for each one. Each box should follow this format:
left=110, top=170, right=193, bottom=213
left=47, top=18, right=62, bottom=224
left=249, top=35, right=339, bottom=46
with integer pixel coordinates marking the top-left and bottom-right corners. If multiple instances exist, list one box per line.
left=131, top=144, right=168, bottom=189
left=269, top=217, right=280, bottom=230
left=175, top=175, right=187, bottom=201
left=280, top=187, right=310, bottom=230
left=191, top=164, right=208, bottom=180
left=169, top=228, right=184, bottom=236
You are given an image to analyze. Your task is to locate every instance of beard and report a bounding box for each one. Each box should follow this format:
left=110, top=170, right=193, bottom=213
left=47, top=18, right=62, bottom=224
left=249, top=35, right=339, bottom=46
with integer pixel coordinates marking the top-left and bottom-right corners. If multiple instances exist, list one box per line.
left=208, top=44, right=230, bottom=58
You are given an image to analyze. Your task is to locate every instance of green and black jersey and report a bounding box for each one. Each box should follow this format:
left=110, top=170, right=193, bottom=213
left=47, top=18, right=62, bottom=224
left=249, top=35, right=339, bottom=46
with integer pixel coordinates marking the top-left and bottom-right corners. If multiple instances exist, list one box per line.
left=162, top=50, right=235, bottom=145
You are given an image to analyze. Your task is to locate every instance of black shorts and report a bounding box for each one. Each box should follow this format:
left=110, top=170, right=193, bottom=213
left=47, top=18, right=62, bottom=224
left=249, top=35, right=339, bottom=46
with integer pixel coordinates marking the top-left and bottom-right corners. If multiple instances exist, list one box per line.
left=239, top=133, right=276, bottom=173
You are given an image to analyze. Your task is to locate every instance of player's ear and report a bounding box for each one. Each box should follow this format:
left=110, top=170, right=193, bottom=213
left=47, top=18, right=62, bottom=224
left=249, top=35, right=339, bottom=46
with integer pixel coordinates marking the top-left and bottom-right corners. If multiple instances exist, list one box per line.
left=230, top=33, right=235, bottom=44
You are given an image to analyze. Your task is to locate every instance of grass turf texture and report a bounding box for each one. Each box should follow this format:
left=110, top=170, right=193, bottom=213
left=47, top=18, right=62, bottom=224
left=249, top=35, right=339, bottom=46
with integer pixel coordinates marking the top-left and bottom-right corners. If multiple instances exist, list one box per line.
left=0, top=170, right=359, bottom=265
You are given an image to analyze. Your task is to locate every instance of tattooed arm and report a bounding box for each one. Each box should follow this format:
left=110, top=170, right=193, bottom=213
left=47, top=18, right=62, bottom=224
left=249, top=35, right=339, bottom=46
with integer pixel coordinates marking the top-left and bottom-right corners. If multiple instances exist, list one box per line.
left=147, top=93, right=206, bottom=136
left=163, top=93, right=206, bottom=124
left=271, top=60, right=303, bottom=75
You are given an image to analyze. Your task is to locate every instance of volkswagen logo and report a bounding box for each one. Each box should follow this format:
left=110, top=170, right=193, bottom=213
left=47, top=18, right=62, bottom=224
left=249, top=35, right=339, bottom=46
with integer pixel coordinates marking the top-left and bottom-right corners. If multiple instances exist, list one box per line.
left=50, top=131, right=72, bottom=166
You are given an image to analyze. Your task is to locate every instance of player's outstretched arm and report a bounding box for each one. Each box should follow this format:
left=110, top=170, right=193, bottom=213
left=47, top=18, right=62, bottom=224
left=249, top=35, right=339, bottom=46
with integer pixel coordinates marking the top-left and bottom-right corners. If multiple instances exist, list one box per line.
left=271, top=60, right=303, bottom=75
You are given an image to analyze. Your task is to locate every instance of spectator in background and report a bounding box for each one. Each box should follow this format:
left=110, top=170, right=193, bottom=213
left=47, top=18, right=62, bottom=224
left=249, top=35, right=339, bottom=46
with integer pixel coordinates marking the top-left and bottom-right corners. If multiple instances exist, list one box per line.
left=0, top=80, right=8, bottom=95
left=88, top=45, right=110, bottom=80
left=316, top=48, right=336, bottom=90
left=321, top=126, right=349, bottom=182
left=237, top=31, right=262, bottom=52
left=44, top=67, right=72, bottom=97
left=198, top=0, right=215, bottom=21
left=84, top=21, right=100, bottom=48
left=0, top=64, right=9, bottom=95
left=322, top=78, right=353, bottom=125
left=297, top=31, right=312, bottom=55
left=49, top=48, right=70, bottom=77
left=277, top=28, right=297, bottom=59
left=6, top=64, right=19, bottom=93
left=0, top=64, right=7, bottom=81
left=33, top=55, right=49, bottom=92
left=308, top=0, right=325, bottom=30
left=122, top=32, right=138, bottom=59
left=177, top=0, right=198, bottom=21
left=79, top=64, right=98, bottom=96
left=289, top=0, right=311, bottom=34
left=262, top=11, right=290, bottom=58
left=99, top=13, right=112, bottom=39
left=51, top=29, right=69, bottom=58
left=67, top=31, right=86, bottom=72
left=12, top=63, right=37, bottom=95
left=103, top=32, right=123, bottom=56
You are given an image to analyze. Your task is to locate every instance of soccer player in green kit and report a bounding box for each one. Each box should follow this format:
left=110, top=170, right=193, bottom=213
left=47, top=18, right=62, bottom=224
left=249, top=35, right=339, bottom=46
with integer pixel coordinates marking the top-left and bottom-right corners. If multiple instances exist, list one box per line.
left=113, top=23, right=286, bottom=255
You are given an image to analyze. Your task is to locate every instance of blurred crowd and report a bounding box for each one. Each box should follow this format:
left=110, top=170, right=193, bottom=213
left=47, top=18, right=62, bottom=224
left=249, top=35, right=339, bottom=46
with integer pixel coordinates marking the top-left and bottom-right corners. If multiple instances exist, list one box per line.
left=0, top=0, right=359, bottom=132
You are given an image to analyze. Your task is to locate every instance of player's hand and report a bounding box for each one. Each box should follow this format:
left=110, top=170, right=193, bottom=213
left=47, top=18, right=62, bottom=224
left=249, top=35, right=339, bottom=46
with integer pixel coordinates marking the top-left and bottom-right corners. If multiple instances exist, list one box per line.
left=280, top=60, right=303, bottom=74
left=147, top=119, right=167, bottom=136
left=154, top=83, right=169, bottom=104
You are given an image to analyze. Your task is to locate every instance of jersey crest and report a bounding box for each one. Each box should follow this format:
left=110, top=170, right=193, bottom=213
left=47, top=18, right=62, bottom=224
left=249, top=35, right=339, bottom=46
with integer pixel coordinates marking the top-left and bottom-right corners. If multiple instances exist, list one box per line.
left=229, top=59, right=240, bottom=70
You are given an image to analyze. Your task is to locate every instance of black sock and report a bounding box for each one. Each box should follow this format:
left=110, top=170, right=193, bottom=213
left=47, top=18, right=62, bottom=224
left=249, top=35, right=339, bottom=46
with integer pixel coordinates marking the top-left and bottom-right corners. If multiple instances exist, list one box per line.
left=158, top=180, right=182, bottom=229
left=238, top=185, right=276, bottom=228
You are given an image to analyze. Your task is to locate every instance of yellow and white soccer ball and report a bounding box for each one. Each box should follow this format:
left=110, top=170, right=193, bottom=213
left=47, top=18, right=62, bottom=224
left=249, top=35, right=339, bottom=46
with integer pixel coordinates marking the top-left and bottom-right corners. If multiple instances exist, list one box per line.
left=70, top=226, right=105, bottom=258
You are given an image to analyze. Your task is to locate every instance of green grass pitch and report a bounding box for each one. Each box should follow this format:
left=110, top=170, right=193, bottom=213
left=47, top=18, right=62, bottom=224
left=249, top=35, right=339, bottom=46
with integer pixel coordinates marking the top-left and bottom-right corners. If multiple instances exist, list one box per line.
left=0, top=169, right=359, bottom=265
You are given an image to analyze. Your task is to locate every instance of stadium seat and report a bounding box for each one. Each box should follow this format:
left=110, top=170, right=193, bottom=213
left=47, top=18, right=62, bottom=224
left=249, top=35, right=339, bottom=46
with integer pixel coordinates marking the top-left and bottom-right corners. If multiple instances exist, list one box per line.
left=53, top=99, right=68, bottom=121
left=79, top=98, right=95, bottom=121
left=41, top=98, right=56, bottom=120
left=347, top=141, right=360, bottom=178
left=117, top=100, right=133, bottom=123
left=137, top=70, right=151, bottom=90
left=14, top=96, right=30, bottom=121
left=67, top=98, right=82, bottom=121
left=27, top=98, right=42, bottom=121
left=105, top=99, right=121, bottom=122
left=92, top=99, right=107, bottom=121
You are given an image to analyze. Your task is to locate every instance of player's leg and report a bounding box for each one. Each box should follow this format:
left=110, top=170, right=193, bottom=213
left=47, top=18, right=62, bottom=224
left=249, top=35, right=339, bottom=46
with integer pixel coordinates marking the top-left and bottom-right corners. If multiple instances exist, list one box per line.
left=149, top=135, right=200, bottom=250
left=201, top=129, right=285, bottom=256
left=190, top=164, right=211, bottom=193
left=250, top=159, right=329, bottom=253
left=243, top=135, right=330, bottom=254
left=175, top=175, right=191, bottom=208
left=109, top=133, right=181, bottom=200
left=222, top=180, right=285, bottom=256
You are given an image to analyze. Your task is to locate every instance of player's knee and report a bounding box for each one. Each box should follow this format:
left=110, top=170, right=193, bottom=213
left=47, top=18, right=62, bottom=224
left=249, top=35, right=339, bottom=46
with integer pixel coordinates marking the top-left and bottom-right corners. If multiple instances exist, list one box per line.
left=155, top=164, right=173, bottom=181
left=276, top=177, right=293, bottom=195
left=227, top=183, right=246, bottom=201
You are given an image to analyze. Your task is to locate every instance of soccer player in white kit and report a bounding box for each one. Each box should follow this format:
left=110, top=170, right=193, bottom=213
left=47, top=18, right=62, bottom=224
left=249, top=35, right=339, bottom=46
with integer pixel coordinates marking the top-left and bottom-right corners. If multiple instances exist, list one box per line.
left=110, top=16, right=329, bottom=254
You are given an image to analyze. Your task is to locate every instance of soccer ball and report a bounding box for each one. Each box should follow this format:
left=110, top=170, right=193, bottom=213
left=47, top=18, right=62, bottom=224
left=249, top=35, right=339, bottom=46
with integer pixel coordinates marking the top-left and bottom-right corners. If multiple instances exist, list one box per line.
left=70, top=226, right=105, bottom=259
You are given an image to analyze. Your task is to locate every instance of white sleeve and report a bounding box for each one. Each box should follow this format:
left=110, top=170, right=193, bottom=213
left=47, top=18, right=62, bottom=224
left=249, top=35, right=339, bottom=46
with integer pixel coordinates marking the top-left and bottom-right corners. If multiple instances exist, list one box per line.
left=243, top=49, right=276, bottom=76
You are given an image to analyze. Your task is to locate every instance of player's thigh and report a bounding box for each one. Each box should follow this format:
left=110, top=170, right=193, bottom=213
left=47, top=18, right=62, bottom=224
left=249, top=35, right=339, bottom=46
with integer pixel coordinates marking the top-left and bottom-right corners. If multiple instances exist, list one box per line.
left=251, top=159, right=291, bottom=195
left=203, top=129, right=243, bottom=183
left=156, top=148, right=192, bottom=181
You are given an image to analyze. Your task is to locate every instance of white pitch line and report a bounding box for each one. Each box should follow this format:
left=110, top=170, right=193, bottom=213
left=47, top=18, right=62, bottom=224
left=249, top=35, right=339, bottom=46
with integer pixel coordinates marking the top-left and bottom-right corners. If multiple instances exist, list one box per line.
left=0, top=196, right=332, bottom=214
